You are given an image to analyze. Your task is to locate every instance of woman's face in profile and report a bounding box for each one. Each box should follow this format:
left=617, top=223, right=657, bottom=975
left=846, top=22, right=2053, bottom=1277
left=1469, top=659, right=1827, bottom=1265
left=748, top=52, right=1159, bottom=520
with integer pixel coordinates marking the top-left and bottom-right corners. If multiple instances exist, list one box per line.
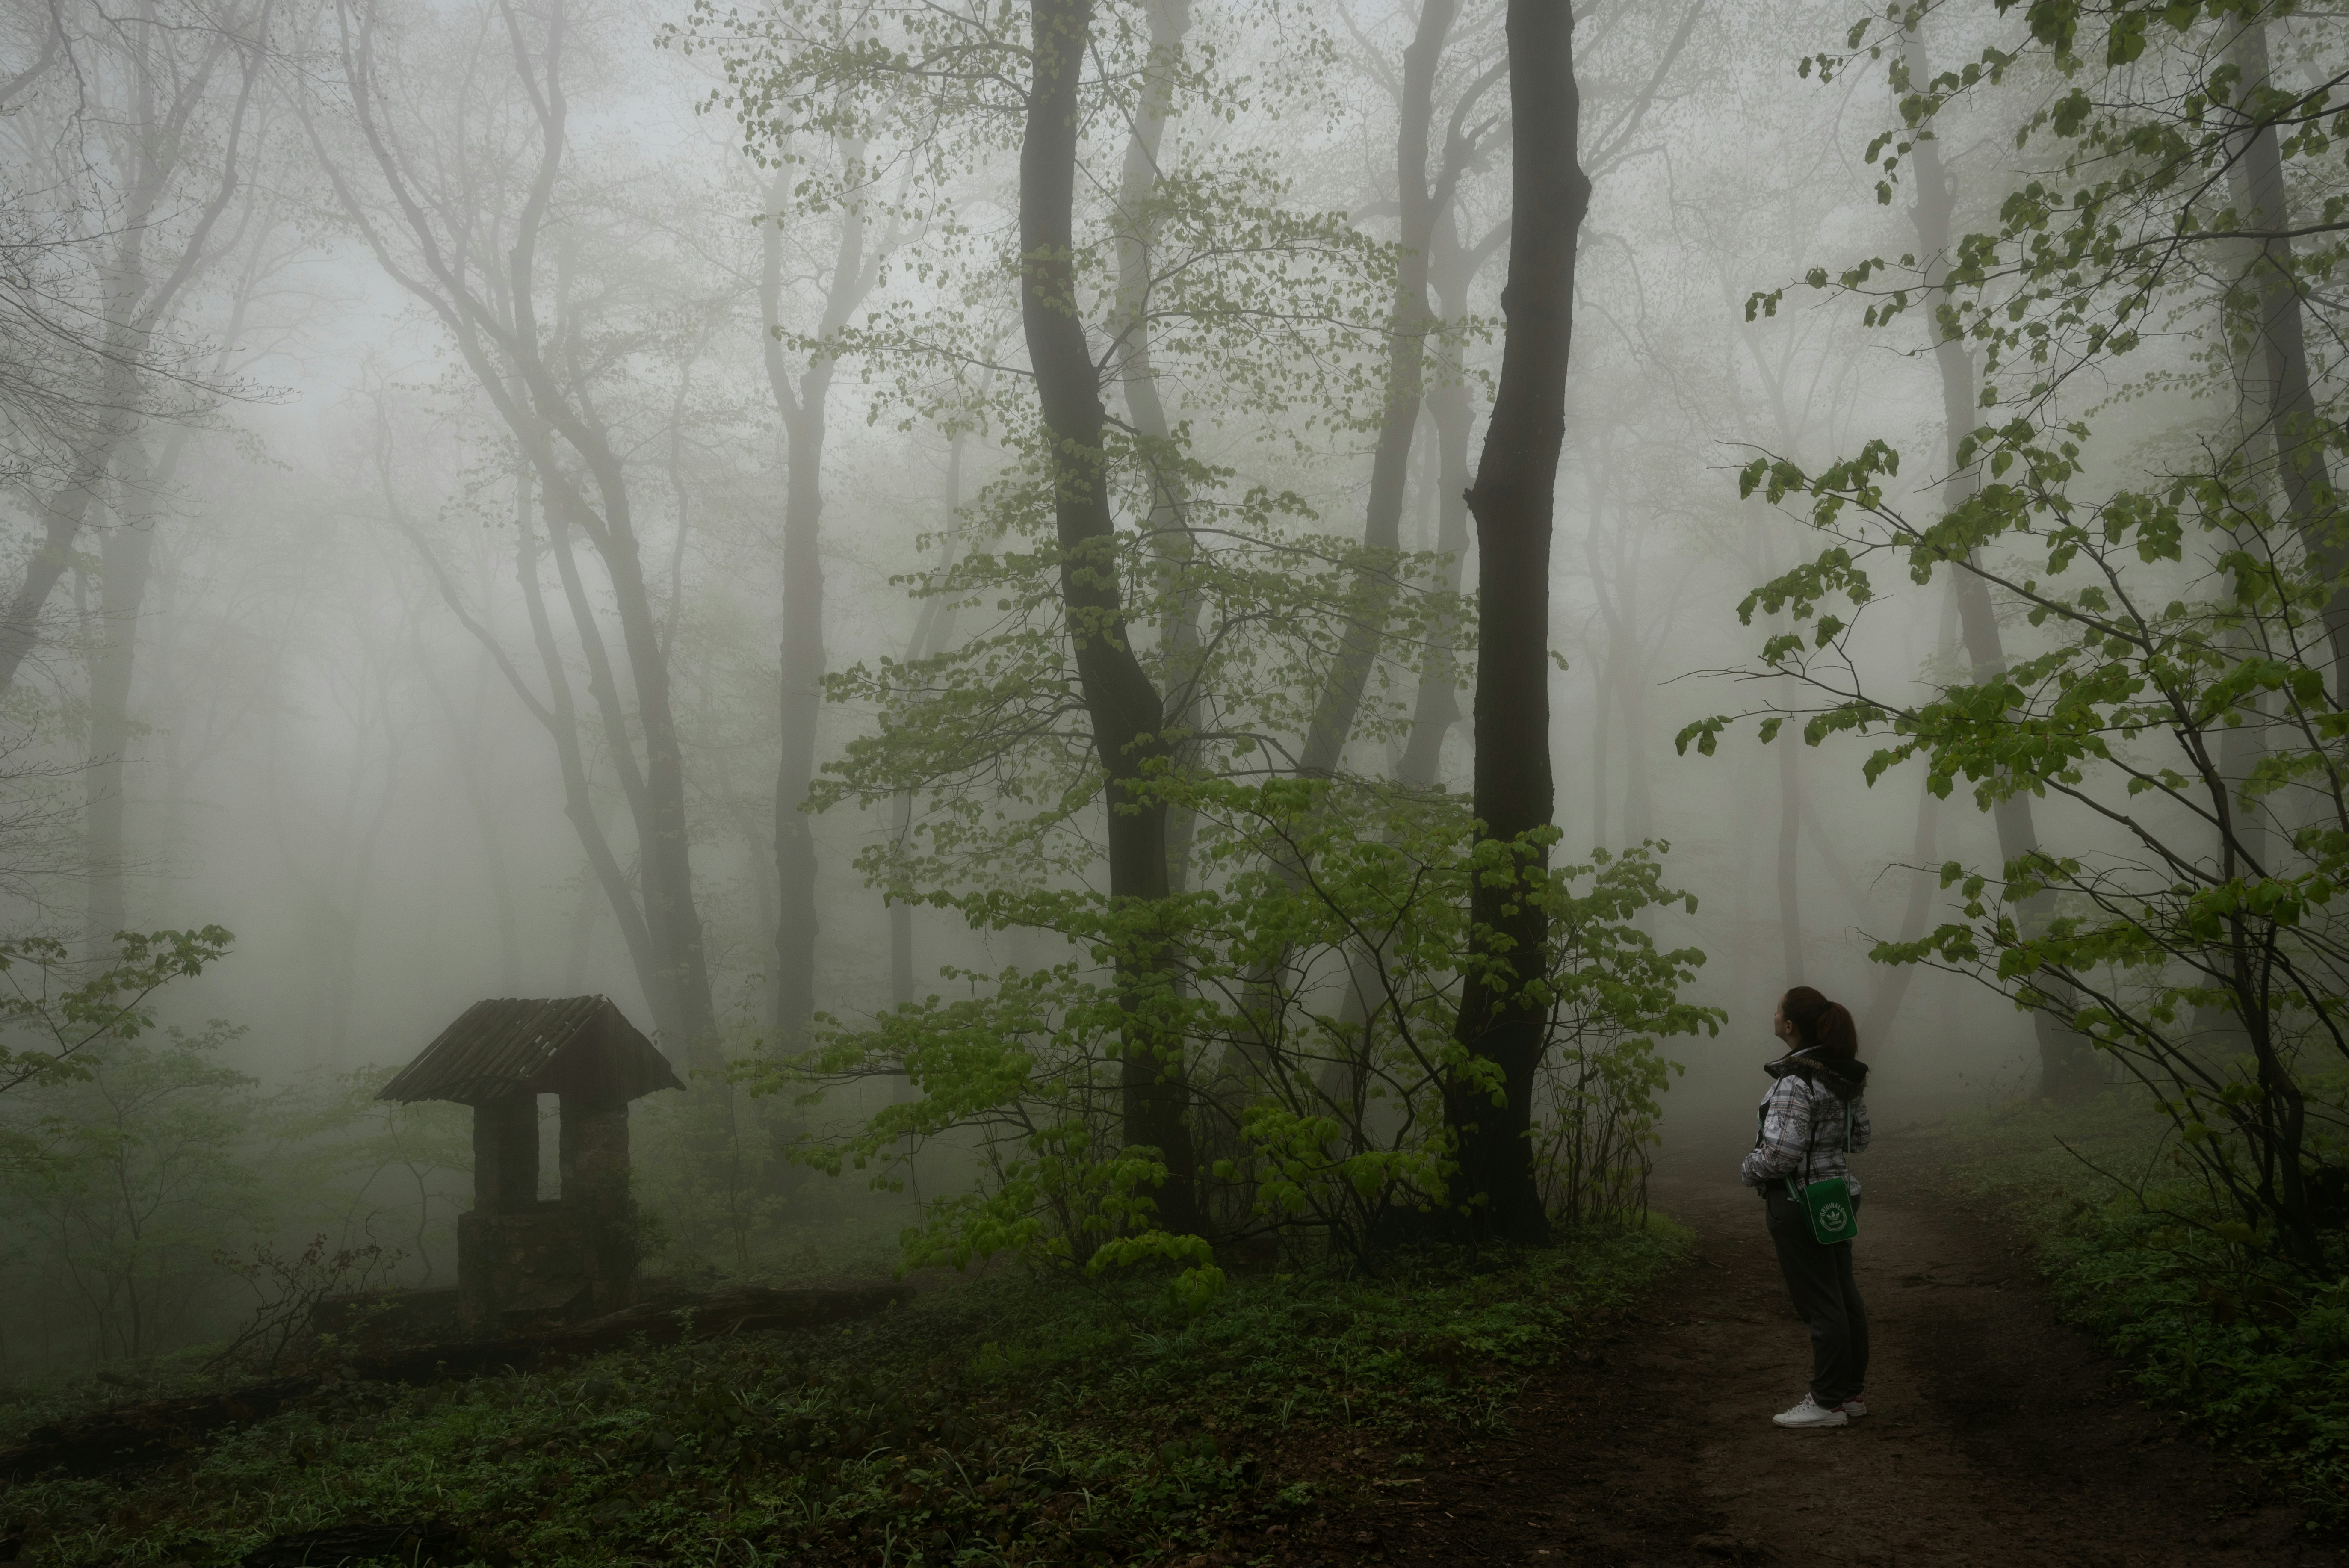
left=1772, top=999, right=1794, bottom=1046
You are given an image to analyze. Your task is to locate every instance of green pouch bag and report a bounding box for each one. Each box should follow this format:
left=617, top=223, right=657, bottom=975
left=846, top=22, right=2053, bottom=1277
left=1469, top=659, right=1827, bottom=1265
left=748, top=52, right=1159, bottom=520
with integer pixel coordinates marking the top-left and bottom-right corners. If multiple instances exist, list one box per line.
left=1795, top=1172, right=1859, bottom=1244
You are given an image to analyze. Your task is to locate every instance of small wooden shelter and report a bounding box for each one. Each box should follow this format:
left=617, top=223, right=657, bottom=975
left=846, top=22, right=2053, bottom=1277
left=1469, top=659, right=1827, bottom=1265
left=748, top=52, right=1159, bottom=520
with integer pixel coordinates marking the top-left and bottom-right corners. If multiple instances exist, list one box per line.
left=380, top=997, right=683, bottom=1335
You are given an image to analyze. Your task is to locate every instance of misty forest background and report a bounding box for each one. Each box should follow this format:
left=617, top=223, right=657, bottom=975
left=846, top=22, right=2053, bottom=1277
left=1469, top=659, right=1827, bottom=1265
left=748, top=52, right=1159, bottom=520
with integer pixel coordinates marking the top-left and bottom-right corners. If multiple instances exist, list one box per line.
left=0, top=0, right=2343, bottom=1435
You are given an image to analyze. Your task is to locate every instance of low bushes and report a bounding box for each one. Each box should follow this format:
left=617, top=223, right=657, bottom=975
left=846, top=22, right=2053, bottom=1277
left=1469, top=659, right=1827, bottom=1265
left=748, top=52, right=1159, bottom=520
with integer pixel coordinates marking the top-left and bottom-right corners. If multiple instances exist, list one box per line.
left=1953, top=1095, right=2349, bottom=1533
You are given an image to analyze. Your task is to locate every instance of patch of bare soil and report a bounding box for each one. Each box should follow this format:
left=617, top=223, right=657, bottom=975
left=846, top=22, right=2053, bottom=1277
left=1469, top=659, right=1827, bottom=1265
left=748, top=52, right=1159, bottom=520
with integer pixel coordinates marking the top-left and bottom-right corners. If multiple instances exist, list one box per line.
left=1280, top=1125, right=2338, bottom=1568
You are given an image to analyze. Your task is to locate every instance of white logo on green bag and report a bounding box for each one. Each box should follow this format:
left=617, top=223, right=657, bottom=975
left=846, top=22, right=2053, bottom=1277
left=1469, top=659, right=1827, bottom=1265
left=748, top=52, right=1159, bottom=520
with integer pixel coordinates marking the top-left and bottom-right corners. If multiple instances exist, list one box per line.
left=1818, top=1202, right=1849, bottom=1231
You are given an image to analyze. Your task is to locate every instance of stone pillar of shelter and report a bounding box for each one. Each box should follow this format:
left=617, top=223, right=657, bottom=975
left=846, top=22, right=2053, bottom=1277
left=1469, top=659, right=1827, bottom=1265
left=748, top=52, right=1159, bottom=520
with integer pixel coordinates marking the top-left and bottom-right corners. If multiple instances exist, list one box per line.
left=560, top=1094, right=635, bottom=1310
left=457, top=1093, right=550, bottom=1334
left=470, top=1092, right=539, bottom=1212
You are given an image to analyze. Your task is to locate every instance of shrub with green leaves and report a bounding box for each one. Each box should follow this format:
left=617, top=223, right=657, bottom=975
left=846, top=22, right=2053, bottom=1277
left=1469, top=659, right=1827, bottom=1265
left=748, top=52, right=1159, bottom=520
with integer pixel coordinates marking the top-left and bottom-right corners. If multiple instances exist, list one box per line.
left=754, top=775, right=1716, bottom=1287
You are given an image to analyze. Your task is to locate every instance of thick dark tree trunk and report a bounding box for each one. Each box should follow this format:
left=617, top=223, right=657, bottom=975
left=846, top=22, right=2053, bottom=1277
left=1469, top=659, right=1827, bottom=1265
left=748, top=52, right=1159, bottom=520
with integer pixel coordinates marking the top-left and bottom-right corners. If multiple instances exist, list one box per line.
left=1905, top=25, right=2095, bottom=1099
left=1022, top=0, right=1200, bottom=1236
left=1444, top=0, right=1588, bottom=1246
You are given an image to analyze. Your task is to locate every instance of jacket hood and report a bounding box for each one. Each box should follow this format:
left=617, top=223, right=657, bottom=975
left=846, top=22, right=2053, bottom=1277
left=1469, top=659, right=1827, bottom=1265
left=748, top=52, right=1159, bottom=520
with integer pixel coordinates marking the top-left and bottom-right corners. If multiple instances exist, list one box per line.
left=1767, top=1048, right=1869, bottom=1101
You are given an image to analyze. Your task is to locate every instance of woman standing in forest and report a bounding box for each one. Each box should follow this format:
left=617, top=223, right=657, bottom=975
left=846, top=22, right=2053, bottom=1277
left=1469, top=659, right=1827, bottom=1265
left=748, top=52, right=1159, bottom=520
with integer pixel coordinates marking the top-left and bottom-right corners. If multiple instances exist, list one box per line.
left=1744, top=986, right=1872, bottom=1429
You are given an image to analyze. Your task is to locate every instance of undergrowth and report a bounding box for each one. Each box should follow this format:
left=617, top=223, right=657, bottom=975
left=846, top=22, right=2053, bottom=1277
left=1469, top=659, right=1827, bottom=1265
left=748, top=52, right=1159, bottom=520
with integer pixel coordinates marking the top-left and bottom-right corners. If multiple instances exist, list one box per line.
left=0, top=1219, right=1683, bottom=1567
left=1950, top=1093, right=2349, bottom=1534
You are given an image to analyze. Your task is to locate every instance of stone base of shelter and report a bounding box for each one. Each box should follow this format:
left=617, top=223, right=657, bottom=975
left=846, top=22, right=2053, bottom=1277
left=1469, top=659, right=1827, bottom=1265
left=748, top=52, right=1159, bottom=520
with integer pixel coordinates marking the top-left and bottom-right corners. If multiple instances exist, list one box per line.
left=456, top=1201, right=638, bottom=1337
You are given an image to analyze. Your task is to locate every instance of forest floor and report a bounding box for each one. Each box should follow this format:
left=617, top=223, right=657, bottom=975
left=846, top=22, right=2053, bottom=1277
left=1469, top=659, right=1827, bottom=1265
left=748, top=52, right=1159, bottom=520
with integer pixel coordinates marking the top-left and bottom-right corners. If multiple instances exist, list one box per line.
left=7, top=1118, right=2342, bottom=1567
left=1265, top=1121, right=2340, bottom=1568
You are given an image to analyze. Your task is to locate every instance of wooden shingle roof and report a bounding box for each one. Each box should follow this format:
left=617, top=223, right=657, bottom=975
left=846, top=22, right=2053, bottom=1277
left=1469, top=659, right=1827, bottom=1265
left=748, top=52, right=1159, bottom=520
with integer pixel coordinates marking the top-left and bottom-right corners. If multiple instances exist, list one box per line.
left=377, top=996, right=685, bottom=1106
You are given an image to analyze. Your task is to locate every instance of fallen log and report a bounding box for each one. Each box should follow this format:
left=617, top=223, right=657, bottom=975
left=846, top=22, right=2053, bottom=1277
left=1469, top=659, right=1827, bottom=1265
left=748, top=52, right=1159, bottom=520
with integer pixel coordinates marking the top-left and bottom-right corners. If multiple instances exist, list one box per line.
left=0, top=1282, right=914, bottom=1481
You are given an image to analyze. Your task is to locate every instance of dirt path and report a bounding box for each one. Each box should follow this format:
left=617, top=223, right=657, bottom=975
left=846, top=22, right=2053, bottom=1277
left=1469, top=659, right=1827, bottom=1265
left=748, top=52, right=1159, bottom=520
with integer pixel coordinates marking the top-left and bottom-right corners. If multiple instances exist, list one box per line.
left=1311, top=1124, right=2337, bottom=1568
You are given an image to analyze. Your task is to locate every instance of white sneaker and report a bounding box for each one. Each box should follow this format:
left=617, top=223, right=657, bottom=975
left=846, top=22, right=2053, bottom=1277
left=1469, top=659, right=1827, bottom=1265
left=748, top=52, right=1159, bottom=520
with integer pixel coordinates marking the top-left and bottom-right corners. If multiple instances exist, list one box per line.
left=1835, top=1397, right=1868, bottom=1418
left=1773, top=1394, right=1849, bottom=1429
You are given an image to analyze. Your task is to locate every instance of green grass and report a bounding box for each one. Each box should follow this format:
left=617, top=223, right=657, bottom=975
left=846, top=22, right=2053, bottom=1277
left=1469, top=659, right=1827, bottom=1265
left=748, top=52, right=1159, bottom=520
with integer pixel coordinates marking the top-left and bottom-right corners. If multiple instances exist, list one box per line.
left=1948, top=1094, right=2349, bottom=1533
left=0, top=1218, right=1684, bottom=1567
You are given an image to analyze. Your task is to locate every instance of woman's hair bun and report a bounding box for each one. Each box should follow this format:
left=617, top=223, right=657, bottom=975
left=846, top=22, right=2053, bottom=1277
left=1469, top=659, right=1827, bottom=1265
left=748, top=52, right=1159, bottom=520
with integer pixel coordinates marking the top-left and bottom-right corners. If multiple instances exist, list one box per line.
left=1781, top=985, right=1859, bottom=1062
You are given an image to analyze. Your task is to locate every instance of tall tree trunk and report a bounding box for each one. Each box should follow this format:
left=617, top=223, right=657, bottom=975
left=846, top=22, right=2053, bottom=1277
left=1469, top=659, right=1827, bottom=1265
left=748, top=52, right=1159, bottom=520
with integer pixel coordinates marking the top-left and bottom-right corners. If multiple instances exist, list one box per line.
left=1859, top=580, right=1957, bottom=1050
left=87, top=221, right=274, bottom=956
left=1299, top=0, right=1457, bottom=776
left=1906, top=25, right=2095, bottom=1099
left=416, top=634, right=526, bottom=992
left=498, top=474, right=662, bottom=1018
left=589, top=516, right=718, bottom=1060
left=1444, top=0, right=1588, bottom=1245
left=2214, top=35, right=2284, bottom=899
left=2226, top=18, right=2344, bottom=685
left=771, top=378, right=828, bottom=1042
left=2178, top=14, right=2303, bottom=1143
left=469, top=650, right=525, bottom=994
left=1746, top=530, right=1805, bottom=984
left=1587, top=649, right=1612, bottom=849
left=1113, top=0, right=1200, bottom=888
left=562, top=871, right=600, bottom=994
left=4, top=404, right=132, bottom=700
left=83, top=451, right=157, bottom=951
left=1398, top=376, right=1474, bottom=786
left=764, top=154, right=884, bottom=1042
left=1578, top=438, right=1656, bottom=854
left=1776, top=702, right=1803, bottom=983
left=2216, top=15, right=2320, bottom=1257
left=1398, top=100, right=1513, bottom=794
left=1619, top=658, right=1654, bottom=846
left=1021, top=0, right=1199, bottom=1236
left=890, top=425, right=978, bottom=1008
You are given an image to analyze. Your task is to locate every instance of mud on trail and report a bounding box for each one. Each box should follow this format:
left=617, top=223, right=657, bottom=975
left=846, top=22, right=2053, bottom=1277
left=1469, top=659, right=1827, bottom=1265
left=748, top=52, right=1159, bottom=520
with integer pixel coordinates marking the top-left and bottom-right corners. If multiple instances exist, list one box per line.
left=1270, top=1125, right=2338, bottom=1568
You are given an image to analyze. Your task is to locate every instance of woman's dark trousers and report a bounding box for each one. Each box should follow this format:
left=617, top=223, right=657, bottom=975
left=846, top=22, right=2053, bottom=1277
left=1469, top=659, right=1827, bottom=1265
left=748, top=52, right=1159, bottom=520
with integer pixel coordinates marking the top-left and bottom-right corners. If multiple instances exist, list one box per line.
left=1764, top=1189, right=1868, bottom=1404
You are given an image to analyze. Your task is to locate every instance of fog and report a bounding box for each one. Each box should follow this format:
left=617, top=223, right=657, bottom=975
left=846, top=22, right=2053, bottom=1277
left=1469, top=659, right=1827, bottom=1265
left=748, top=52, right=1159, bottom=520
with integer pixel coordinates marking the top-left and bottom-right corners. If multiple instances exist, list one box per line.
left=0, top=0, right=2272, bottom=1377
